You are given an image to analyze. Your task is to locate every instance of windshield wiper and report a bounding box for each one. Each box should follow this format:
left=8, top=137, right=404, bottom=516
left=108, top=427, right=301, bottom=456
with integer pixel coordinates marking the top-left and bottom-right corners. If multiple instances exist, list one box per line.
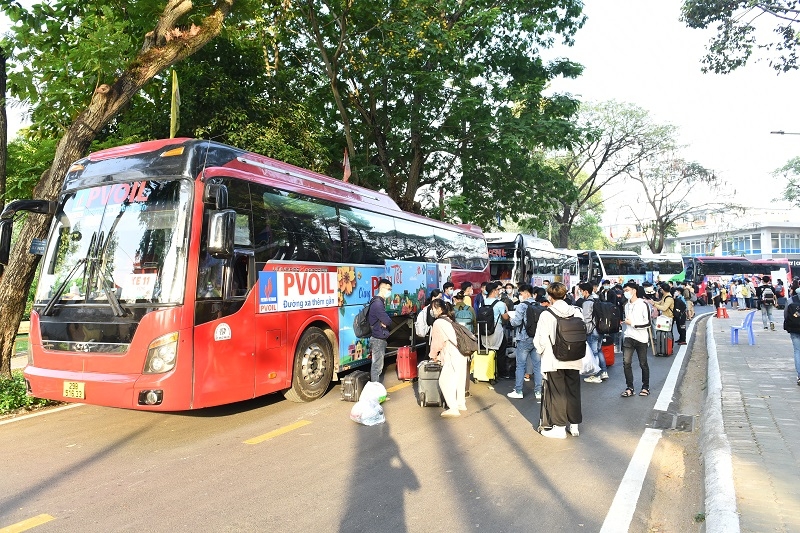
left=41, top=257, right=87, bottom=316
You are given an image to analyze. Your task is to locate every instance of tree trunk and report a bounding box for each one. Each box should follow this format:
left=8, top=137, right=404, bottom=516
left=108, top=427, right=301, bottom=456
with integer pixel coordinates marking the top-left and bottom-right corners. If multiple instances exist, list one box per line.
left=0, top=0, right=234, bottom=378
left=0, top=48, right=6, bottom=213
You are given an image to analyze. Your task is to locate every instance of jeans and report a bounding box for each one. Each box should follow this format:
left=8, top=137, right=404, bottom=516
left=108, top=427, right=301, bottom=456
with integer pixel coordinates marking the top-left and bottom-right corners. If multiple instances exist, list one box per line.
left=588, top=330, right=606, bottom=376
left=370, top=337, right=387, bottom=382
left=622, top=336, right=649, bottom=390
left=791, top=332, right=800, bottom=379
left=761, top=305, right=775, bottom=328
left=514, top=338, right=536, bottom=393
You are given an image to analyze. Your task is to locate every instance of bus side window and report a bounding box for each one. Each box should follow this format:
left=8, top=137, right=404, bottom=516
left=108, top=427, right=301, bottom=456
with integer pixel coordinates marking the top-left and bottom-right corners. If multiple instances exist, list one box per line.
left=229, top=251, right=254, bottom=298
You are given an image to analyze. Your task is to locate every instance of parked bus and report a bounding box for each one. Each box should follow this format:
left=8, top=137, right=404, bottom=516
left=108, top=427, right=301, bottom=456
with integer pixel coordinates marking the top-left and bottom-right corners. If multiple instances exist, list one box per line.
left=0, top=139, right=490, bottom=410
left=639, top=252, right=685, bottom=282
left=684, top=256, right=754, bottom=304
left=576, top=250, right=643, bottom=285
left=484, top=233, right=578, bottom=288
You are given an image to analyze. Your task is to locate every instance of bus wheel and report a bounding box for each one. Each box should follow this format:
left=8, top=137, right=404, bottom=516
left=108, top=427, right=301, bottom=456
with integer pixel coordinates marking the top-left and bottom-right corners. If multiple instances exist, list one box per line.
left=284, top=327, right=334, bottom=403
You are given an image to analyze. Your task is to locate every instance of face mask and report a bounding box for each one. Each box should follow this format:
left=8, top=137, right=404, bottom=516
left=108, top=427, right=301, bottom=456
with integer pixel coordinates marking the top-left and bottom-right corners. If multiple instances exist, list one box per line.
left=624, top=291, right=633, bottom=300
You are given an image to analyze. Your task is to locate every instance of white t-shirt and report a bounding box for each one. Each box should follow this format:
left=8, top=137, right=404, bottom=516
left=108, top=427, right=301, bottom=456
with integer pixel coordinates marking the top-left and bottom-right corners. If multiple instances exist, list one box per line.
left=624, top=298, right=651, bottom=344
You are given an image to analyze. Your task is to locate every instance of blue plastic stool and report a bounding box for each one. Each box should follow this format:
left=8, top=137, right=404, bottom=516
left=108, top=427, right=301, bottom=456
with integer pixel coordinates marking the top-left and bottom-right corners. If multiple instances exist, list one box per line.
left=730, top=310, right=757, bottom=345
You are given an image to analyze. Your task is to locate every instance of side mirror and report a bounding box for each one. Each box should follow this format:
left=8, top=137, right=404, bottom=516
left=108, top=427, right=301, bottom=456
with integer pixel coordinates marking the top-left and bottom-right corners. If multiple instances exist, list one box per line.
left=0, top=219, right=12, bottom=266
left=203, top=184, right=228, bottom=210
left=207, top=209, right=236, bottom=257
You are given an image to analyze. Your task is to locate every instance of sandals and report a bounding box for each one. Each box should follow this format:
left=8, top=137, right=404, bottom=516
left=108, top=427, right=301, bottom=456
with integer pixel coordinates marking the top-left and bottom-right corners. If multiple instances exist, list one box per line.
left=639, top=388, right=650, bottom=396
left=621, top=387, right=634, bottom=398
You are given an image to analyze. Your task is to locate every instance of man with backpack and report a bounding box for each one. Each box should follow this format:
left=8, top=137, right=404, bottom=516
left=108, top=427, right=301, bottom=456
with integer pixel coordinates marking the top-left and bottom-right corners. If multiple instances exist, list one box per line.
left=478, top=282, right=511, bottom=378
left=533, top=282, right=584, bottom=439
left=368, top=278, right=394, bottom=383
left=620, top=281, right=652, bottom=398
left=577, top=282, right=609, bottom=384
left=508, top=284, right=543, bottom=400
left=672, top=287, right=688, bottom=344
left=757, top=276, right=778, bottom=330
left=783, top=287, right=800, bottom=387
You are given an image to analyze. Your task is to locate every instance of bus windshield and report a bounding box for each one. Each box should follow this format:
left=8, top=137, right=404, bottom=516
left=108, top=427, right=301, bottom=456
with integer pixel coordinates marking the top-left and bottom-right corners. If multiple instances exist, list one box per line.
left=35, top=179, right=192, bottom=307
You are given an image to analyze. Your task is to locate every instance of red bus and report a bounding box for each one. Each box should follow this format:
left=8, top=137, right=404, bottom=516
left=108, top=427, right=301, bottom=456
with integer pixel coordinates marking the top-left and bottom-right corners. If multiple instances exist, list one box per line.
left=0, top=139, right=489, bottom=410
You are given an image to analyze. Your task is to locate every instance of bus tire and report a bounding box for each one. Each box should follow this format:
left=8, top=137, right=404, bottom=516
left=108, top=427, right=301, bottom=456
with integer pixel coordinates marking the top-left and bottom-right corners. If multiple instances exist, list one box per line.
left=284, top=327, right=334, bottom=403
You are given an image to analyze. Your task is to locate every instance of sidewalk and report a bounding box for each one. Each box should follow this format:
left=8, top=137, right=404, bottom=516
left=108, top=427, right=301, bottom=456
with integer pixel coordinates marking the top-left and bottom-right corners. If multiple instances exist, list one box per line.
left=706, top=308, right=800, bottom=532
left=11, top=354, right=26, bottom=371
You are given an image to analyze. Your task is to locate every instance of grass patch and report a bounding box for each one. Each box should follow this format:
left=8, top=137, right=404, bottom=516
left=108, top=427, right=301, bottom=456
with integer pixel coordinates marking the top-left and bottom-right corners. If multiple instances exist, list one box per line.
left=0, top=371, right=57, bottom=415
left=694, top=512, right=706, bottom=523
left=14, top=336, right=29, bottom=354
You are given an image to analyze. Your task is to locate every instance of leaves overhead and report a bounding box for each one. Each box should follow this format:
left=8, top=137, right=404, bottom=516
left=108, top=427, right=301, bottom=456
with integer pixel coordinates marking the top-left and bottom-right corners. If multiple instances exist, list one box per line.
left=682, top=0, right=800, bottom=73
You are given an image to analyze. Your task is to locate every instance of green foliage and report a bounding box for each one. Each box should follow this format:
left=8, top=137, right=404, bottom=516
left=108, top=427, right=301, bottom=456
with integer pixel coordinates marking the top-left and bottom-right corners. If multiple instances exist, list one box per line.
left=773, top=156, right=800, bottom=205
left=682, top=0, right=800, bottom=73
left=0, top=371, right=54, bottom=414
left=285, top=0, right=587, bottom=222
left=3, top=136, right=58, bottom=202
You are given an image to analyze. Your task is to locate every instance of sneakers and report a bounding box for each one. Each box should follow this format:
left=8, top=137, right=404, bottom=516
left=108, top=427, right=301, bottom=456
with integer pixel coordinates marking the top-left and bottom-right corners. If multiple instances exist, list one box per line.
left=797, top=377, right=800, bottom=386
left=584, top=375, right=603, bottom=384
left=599, top=371, right=609, bottom=381
left=534, top=390, right=542, bottom=400
left=764, top=327, right=769, bottom=330
left=441, top=409, right=461, bottom=418
left=568, top=424, right=579, bottom=437
left=507, top=390, right=524, bottom=399
left=540, top=425, right=567, bottom=439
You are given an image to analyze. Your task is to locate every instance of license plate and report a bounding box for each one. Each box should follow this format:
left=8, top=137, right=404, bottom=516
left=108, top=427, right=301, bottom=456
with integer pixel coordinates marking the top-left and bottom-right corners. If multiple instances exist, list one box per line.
left=63, top=381, right=85, bottom=399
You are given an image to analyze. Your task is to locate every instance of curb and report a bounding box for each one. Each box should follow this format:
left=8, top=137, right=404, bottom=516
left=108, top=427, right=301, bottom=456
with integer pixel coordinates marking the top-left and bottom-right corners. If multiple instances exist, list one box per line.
left=702, top=316, right=740, bottom=532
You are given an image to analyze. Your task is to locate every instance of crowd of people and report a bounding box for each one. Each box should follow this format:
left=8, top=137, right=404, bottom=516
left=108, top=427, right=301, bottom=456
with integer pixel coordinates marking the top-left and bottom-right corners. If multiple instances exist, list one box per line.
left=366, top=272, right=800, bottom=436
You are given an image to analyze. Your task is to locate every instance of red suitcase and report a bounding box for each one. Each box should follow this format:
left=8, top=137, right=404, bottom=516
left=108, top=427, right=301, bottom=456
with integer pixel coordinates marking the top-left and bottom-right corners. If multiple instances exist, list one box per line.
left=601, top=344, right=615, bottom=366
left=396, top=346, right=418, bottom=381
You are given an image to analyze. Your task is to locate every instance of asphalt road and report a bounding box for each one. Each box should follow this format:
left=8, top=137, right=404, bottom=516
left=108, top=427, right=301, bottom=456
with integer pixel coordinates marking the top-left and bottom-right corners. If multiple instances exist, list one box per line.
left=1, top=338, right=691, bottom=533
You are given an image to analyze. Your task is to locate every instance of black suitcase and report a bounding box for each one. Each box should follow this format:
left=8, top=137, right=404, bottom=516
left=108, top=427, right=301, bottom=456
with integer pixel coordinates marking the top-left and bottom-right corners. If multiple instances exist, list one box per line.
left=417, top=361, right=444, bottom=407
left=653, top=329, right=673, bottom=357
left=340, top=370, right=370, bottom=402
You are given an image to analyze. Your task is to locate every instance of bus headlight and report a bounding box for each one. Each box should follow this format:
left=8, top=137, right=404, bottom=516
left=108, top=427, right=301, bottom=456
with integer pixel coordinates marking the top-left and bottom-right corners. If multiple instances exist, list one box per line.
left=143, top=332, right=179, bottom=374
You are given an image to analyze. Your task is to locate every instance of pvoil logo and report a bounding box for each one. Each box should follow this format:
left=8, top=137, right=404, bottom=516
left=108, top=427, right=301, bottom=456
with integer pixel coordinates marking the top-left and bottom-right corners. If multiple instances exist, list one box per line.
left=259, top=271, right=278, bottom=305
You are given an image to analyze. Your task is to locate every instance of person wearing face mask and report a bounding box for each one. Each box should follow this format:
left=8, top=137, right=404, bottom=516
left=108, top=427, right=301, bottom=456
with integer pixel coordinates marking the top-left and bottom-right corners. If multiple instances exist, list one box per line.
left=442, top=282, right=455, bottom=304
left=473, top=281, right=488, bottom=314
left=428, top=299, right=468, bottom=417
left=620, top=282, right=652, bottom=398
left=368, top=278, right=394, bottom=383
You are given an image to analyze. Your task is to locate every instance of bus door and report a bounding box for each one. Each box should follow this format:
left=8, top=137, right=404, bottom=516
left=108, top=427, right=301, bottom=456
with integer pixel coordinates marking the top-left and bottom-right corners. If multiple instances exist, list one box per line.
left=193, top=240, right=257, bottom=407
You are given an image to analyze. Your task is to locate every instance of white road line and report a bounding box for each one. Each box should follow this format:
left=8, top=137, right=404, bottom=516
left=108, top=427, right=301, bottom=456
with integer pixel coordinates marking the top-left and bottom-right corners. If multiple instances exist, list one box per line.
left=0, top=403, right=83, bottom=426
left=600, top=428, right=663, bottom=533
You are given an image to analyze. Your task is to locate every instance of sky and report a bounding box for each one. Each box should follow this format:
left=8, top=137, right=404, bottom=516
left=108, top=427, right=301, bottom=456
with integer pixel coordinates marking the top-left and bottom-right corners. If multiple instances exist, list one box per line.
left=4, top=1, right=800, bottom=211
left=543, top=1, right=800, bottom=223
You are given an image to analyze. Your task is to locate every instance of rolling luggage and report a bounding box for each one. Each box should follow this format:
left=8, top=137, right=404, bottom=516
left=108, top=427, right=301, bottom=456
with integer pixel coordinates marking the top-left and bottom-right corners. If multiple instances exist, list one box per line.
left=653, top=329, right=673, bottom=357
left=340, top=370, right=370, bottom=402
left=396, top=346, right=418, bottom=381
left=470, top=325, right=496, bottom=383
left=417, top=360, right=444, bottom=407
left=601, top=335, right=615, bottom=366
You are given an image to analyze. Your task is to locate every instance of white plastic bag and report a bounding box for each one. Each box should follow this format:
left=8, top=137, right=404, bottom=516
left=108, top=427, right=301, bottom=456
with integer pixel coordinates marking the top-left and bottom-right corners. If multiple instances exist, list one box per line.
left=350, top=399, right=385, bottom=426
left=581, top=343, right=600, bottom=376
left=360, top=381, right=387, bottom=404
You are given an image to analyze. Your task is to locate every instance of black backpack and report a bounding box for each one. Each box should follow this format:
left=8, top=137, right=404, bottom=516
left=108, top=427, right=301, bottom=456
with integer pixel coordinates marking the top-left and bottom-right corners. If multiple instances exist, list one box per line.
left=593, top=300, right=621, bottom=334
left=352, top=298, right=376, bottom=338
left=547, top=308, right=587, bottom=361
left=477, top=300, right=500, bottom=335
left=525, top=302, right=545, bottom=338
left=784, top=296, right=800, bottom=331
left=761, top=286, right=777, bottom=306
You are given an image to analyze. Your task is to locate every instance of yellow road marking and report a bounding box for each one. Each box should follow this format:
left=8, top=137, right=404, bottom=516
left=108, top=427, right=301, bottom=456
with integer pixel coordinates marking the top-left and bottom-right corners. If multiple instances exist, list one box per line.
left=386, top=381, right=411, bottom=393
left=244, top=420, right=312, bottom=445
left=0, top=514, right=55, bottom=533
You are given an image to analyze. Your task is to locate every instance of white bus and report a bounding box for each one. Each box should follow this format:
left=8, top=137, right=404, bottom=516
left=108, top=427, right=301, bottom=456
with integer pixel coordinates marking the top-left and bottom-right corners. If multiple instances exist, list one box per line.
left=485, top=233, right=578, bottom=287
